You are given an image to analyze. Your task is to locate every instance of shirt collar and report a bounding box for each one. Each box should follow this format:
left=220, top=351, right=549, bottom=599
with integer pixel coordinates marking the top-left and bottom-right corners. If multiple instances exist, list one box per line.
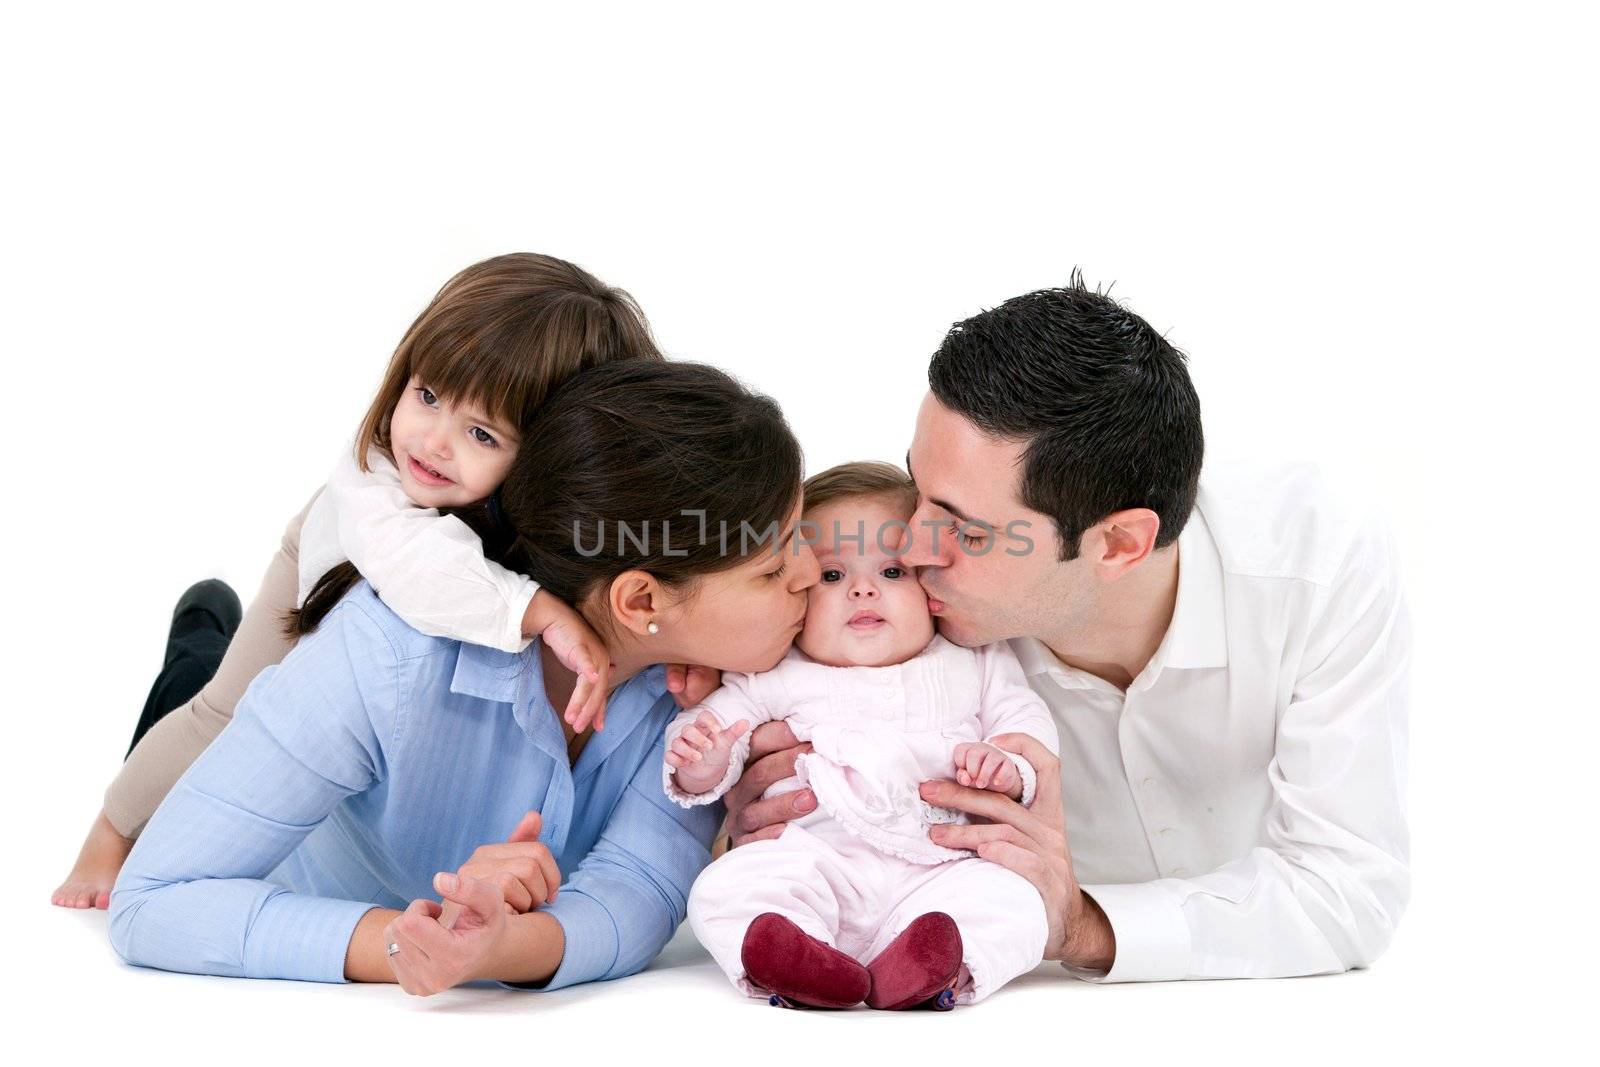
left=449, top=640, right=671, bottom=769
left=1152, top=508, right=1229, bottom=672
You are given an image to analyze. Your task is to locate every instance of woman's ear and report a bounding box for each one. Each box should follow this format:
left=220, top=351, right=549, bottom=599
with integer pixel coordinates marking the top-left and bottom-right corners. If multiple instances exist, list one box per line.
left=607, top=570, right=668, bottom=637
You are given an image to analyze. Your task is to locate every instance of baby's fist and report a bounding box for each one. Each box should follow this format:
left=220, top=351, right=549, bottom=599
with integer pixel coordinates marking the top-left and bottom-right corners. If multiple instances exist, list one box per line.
left=952, top=741, right=1021, bottom=799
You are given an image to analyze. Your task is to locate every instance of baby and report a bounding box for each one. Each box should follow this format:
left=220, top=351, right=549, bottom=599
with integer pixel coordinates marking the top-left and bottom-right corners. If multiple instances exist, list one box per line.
left=664, top=461, right=1060, bottom=1010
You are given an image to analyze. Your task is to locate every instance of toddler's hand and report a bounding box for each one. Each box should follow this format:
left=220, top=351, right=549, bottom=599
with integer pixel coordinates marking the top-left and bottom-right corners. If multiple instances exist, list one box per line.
left=667, top=712, right=751, bottom=794
left=528, top=590, right=612, bottom=733
left=952, top=741, right=1021, bottom=799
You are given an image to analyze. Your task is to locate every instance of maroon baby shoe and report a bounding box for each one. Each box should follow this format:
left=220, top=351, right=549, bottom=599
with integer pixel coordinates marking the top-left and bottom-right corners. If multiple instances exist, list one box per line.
left=740, top=912, right=871, bottom=1009
left=864, top=911, right=964, bottom=1011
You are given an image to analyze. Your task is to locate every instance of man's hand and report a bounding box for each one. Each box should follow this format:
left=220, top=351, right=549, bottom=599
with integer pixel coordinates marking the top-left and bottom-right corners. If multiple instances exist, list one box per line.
left=723, top=721, right=815, bottom=847
left=951, top=740, right=1021, bottom=798
left=922, top=733, right=1116, bottom=971
left=438, top=811, right=560, bottom=929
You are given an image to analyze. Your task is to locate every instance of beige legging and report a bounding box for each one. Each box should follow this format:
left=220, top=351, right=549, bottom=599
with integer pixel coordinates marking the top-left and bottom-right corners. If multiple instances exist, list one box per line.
left=103, top=493, right=320, bottom=839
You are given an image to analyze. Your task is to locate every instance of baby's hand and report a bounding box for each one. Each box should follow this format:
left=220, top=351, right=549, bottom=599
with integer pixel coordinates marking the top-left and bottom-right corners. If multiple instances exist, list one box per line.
left=666, top=712, right=751, bottom=794
left=951, top=741, right=1021, bottom=799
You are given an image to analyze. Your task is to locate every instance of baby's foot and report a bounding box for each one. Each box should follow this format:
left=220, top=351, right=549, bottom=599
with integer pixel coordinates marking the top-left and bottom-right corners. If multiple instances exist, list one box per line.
left=51, top=812, right=133, bottom=910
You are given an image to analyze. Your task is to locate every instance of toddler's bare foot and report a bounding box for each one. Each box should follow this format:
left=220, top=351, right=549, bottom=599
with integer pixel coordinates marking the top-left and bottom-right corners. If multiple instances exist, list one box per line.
left=52, top=811, right=133, bottom=910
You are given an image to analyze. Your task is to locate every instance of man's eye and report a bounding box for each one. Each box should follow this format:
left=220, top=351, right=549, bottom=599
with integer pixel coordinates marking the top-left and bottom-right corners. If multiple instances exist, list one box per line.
left=470, top=427, right=497, bottom=447
left=882, top=566, right=905, bottom=580
left=821, top=569, right=843, bottom=583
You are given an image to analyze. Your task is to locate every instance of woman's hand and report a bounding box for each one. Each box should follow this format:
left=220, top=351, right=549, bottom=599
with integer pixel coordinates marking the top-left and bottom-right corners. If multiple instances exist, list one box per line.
left=665, top=663, right=722, bottom=709
left=437, top=811, right=560, bottom=929
left=527, top=590, right=612, bottom=732
left=384, top=872, right=508, bottom=996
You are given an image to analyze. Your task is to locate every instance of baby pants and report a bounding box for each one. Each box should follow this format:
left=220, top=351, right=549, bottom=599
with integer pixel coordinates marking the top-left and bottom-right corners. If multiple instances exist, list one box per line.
left=688, top=810, right=1048, bottom=1005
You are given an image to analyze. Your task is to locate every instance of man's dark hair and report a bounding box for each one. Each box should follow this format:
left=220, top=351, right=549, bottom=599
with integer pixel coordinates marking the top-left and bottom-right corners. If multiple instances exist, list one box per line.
left=928, top=271, right=1204, bottom=561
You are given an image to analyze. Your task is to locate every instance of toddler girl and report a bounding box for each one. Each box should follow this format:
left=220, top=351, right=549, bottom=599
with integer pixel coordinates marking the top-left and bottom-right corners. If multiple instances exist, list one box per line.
left=54, top=252, right=661, bottom=909
left=665, top=462, right=1059, bottom=1010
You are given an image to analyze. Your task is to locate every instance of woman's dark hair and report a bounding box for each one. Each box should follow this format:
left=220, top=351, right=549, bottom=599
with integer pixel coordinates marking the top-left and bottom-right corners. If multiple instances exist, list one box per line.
left=293, top=360, right=803, bottom=636
left=927, top=270, right=1204, bottom=560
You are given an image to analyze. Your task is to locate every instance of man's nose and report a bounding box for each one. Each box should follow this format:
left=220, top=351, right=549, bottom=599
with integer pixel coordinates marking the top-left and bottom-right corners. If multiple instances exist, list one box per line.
left=899, top=512, right=948, bottom=569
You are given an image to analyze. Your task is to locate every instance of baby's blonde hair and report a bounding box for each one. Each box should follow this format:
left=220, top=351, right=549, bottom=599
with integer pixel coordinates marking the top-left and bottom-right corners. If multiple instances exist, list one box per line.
left=801, top=461, right=918, bottom=519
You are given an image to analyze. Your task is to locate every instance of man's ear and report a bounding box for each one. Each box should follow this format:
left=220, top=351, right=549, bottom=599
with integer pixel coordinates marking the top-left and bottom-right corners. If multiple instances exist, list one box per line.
left=1088, top=508, right=1162, bottom=580
left=607, top=570, right=666, bottom=637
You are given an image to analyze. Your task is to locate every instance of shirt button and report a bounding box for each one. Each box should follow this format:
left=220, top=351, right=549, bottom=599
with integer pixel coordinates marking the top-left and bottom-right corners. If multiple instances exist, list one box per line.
left=1156, top=827, right=1174, bottom=837
left=1141, top=777, right=1156, bottom=789
left=1171, top=867, right=1190, bottom=878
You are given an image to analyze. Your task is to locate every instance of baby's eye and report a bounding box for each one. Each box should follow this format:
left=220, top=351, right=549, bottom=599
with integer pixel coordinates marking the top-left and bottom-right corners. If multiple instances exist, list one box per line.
left=881, top=566, right=906, bottom=580
left=820, top=568, right=844, bottom=583
left=469, top=426, right=498, bottom=447
left=416, top=386, right=439, bottom=407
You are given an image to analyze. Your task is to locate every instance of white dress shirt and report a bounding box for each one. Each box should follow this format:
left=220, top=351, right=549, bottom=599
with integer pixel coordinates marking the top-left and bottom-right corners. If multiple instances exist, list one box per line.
left=1014, top=461, right=1410, bottom=982
left=296, top=445, right=538, bottom=653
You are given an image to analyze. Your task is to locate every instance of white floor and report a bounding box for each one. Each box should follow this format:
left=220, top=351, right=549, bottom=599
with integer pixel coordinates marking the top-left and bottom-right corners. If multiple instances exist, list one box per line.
left=18, top=892, right=1563, bottom=1065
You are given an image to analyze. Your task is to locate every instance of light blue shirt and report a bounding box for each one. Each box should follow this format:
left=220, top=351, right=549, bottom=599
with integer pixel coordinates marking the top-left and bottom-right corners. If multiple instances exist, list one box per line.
left=109, top=582, right=722, bottom=990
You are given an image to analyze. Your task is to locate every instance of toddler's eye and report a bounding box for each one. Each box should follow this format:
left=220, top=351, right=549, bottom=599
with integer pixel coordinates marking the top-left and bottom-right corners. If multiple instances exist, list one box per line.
left=416, top=386, right=439, bottom=407
left=470, top=426, right=498, bottom=447
left=820, top=568, right=843, bottom=583
left=881, top=566, right=906, bottom=580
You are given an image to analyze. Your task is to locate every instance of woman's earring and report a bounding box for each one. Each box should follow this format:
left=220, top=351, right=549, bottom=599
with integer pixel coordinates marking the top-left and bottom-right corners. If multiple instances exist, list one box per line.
left=647, top=620, right=660, bottom=635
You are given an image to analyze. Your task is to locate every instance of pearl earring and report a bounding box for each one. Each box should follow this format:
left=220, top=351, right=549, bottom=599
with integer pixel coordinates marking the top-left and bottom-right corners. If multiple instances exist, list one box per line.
left=647, top=620, right=660, bottom=635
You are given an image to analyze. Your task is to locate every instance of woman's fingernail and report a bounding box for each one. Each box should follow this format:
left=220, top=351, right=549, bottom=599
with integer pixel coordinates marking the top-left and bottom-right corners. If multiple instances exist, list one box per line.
left=795, top=791, right=815, bottom=812
left=920, top=782, right=937, bottom=799
left=435, top=872, right=458, bottom=894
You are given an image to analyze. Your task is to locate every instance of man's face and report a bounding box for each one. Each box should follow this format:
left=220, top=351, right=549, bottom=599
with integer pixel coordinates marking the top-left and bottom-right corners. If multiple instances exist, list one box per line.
left=901, top=392, right=1089, bottom=647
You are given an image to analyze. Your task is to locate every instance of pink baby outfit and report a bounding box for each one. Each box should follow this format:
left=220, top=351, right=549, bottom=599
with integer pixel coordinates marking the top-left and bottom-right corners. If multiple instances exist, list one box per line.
left=665, top=635, right=1060, bottom=1005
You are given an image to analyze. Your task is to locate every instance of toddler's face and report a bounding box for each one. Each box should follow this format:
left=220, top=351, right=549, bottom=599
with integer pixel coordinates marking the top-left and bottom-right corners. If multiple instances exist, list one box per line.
left=388, top=377, right=519, bottom=508
left=797, top=495, right=936, bottom=668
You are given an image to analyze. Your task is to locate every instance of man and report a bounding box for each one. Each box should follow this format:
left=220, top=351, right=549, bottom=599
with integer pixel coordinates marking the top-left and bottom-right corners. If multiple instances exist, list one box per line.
left=726, top=275, right=1410, bottom=981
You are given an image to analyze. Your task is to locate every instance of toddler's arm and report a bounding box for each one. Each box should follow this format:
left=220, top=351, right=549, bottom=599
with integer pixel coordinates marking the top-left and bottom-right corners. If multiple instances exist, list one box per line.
left=308, top=446, right=539, bottom=654
left=661, top=672, right=777, bottom=807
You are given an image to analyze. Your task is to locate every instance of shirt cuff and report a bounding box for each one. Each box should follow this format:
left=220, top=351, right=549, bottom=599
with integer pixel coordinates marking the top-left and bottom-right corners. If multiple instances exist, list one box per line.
left=538, top=890, right=619, bottom=992
left=243, top=892, right=378, bottom=983
left=1071, top=881, right=1191, bottom=983
left=998, top=749, right=1038, bottom=807
left=502, top=583, right=540, bottom=654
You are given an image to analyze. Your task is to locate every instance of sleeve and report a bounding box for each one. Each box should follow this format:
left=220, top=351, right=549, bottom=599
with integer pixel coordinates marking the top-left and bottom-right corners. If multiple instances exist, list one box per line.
left=1077, top=518, right=1411, bottom=982
left=323, top=446, right=538, bottom=654
left=974, top=642, right=1061, bottom=807
left=107, top=598, right=406, bottom=983
left=659, top=672, right=777, bottom=807
left=538, top=729, right=723, bottom=991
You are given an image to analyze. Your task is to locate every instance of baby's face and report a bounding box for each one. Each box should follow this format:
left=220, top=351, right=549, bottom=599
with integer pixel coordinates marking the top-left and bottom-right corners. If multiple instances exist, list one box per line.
left=797, top=495, right=936, bottom=668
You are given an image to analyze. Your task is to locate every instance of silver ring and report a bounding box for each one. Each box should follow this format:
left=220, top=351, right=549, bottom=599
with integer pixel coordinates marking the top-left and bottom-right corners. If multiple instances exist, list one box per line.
left=386, top=941, right=401, bottom=957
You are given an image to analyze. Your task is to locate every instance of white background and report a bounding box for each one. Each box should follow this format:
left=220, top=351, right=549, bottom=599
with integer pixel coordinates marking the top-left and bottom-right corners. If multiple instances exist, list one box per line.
left=4, top=1, right=1595, bottom=1063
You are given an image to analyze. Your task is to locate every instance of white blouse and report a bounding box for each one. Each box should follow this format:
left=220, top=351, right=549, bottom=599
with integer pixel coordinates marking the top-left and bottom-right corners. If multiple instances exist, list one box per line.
left=663, top=635, right=1060, bottom=865
left=295, top=445, right=538, bottom=653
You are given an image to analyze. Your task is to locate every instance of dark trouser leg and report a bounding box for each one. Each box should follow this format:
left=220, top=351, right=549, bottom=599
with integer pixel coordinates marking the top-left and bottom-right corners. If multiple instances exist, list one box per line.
left=126, top=580, right=241, bottom=756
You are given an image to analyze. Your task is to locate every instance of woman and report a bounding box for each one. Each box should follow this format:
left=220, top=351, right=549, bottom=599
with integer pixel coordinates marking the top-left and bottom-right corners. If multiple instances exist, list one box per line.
left=108, top=360, right=821, bottom=994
